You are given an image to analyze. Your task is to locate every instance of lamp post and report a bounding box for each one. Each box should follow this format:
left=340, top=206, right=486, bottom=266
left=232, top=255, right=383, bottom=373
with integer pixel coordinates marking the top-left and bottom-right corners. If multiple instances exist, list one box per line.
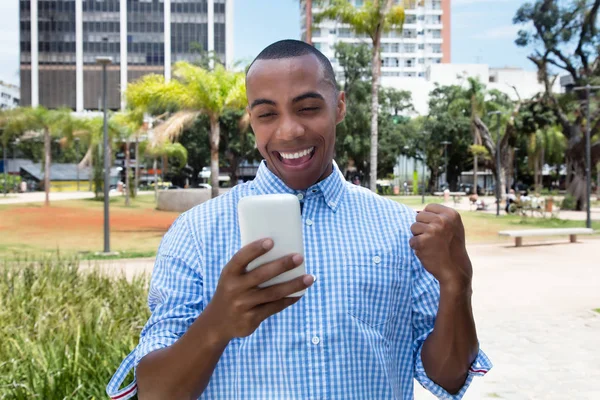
left=573, top=84, right=599, bottom=229
left=441, top=141, right=451, bottom=190
left=96, top=56, right=113, bottom=254
left=514, top=148, right=519, bottom=192
left=487, top=111, right=504, bottom=217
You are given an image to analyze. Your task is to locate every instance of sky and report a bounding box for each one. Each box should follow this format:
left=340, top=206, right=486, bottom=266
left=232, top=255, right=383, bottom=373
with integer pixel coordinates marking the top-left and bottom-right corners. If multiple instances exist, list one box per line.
left=0, top=0, right=534, bottom=87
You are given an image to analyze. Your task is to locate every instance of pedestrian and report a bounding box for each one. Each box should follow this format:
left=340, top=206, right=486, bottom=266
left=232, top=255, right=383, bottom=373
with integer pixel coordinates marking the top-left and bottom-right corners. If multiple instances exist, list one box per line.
left=107, top=40, right=491, bottom=400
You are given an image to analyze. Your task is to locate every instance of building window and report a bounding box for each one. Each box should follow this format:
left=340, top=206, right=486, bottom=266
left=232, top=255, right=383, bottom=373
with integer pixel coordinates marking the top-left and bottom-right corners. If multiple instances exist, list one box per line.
left=314, top=43, right=321, bottom=50
left=406, top=59, right=414, bottom=68
left=339, top=28, right=352, bottom=38
left=405, top=44, right=415, bottom=53
left=418, top=72, right=425, bottom=77
left=391, top=43, right=400, bottom=52
left=418, top=15, right=425, bottom=21
left=418, top=58, right=424, bottom=64
left=432, top=29, right=441, bottom=39
left=431, top=44, right=442, bottom=53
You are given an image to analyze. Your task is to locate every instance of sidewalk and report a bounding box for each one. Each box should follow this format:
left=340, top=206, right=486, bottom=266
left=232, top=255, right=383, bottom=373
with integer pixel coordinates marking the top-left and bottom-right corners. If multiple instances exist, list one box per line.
left=97, top=240, right=600, bottom=399
left=0, top=190, right=154, bottom=205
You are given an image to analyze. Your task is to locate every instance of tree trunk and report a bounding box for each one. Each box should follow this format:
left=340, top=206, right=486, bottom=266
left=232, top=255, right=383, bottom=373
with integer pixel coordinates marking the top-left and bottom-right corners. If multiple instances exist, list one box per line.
left=134, top=135, right=139, bottom=197
left=153, top=157, right=158, bottom=203
left=534, top=155, right=540, bottom=194
left=369, top=33, right=381, bottom=193
left=305, top=0, right=312, bottom=45
left=473, top=155, right=478, bottom=193
left=44, top=128, right=51, bottom=206
left=125, top=140, right=130, bottom=206
left=89, top=150, right=93, bottom=192
left=540, top=147, right=545, bottom=193
left=209, top=115, right=220, bottom=199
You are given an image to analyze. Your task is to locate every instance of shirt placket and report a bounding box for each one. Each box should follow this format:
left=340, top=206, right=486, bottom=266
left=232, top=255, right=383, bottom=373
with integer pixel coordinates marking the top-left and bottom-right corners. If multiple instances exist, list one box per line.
left=301, top=190, right=328, bottom=400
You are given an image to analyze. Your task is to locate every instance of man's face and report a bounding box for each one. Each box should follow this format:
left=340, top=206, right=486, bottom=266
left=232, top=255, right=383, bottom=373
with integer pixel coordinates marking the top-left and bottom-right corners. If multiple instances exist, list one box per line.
left=246, top=54, right=346, bottom=190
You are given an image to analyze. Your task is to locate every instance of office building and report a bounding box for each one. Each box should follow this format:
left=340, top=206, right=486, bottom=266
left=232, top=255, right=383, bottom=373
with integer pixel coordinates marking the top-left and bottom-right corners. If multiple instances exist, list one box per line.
left=0, top=81, right=20, bottom=110
left=20, top=0, right=234, bottom=111
left=303, top=0, right=450, bottom=79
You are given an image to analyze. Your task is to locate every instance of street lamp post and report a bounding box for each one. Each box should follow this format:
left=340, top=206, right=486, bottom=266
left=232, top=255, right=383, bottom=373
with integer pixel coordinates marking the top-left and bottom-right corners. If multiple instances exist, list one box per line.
left=573, top=84, right=599, bottom=229
left=441, top=141, right=451, bottom=190
left=96, top=56, right=113, bottom=254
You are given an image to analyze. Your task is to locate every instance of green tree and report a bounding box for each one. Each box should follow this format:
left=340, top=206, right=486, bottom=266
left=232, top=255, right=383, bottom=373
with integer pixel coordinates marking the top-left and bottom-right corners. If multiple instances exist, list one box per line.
left=4, top=107, right=75, bottom=206
left=514, top=0, right=600, bottom=209
left=333, top=42, right=372, bottom=178
left=110, top=109, right=144, bottom=206
left=316, top=0, right=405, bottom=191
left=127, top=62, right=247, bottom=198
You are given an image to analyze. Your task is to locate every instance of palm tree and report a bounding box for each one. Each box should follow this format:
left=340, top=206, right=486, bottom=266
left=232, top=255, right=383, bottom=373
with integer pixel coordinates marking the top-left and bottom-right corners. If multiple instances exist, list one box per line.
left=127, top=62, right=247, bottom=198
left=6, top=107, right=74, bottom=206
left=316, top=0, right=405, bottom=192
left=111, top=109, right=144, bottom=206
left=527, top=125, right=566, bottom=193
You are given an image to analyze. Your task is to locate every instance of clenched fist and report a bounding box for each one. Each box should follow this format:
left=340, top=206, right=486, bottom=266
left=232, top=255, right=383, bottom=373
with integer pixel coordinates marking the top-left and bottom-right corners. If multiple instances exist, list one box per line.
left=409, top=204, right=473, bottom=290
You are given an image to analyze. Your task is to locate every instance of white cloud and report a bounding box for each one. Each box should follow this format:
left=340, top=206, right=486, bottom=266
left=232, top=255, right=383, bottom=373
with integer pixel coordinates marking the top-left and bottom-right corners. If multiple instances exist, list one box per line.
left=476, top=24, right=521, bottom=39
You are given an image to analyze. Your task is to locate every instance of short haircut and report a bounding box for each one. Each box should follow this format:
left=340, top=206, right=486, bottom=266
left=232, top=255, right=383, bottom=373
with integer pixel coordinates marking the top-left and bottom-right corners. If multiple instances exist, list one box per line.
left=247, top=39, right=337, bottom=90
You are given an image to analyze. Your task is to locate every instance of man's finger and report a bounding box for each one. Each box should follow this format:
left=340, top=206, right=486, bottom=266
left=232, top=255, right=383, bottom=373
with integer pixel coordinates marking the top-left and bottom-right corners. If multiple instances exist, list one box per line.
left=243, top=253, right=303, bottom=288
left=410, top=222, right=429, bottom=236
left=423, top=203, right=449, bottom=214
left=409, top=235, right=422, bottom=251
left=253, top=296, right=301, bottom=322
left=416, top=211, right=440, bottom=224
left=250, top=274, right=314, bottom=306
left=225, top=239, right=274, bottom=276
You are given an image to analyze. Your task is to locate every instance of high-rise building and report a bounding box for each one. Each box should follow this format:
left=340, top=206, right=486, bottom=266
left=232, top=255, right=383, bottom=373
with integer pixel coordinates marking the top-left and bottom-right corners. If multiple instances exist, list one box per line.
left=0, top=81, right=20, bottom=110
left=19, top=0, right=234, bottom=111
left=302, top=0, right=450, bottom=79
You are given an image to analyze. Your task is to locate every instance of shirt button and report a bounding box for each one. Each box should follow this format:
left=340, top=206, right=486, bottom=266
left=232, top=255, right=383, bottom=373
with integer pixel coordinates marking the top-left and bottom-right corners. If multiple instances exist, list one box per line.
left=328, top=201, right=336, bottom=208
left=373, top=256, right=381, bottom=264
left=306, top=219, right=313, bottom=226
left=311, top=336, right=320, bottom=345
left=297, top=193, right=304, bottom=201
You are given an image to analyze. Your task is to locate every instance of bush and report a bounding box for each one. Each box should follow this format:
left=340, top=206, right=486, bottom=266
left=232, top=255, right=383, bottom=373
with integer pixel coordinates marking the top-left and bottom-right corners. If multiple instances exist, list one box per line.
left=0, top=256, right=150, bottom=398
left=561, top=194, right=577, bottom=210
left=0, top=174, right=22, bottom=193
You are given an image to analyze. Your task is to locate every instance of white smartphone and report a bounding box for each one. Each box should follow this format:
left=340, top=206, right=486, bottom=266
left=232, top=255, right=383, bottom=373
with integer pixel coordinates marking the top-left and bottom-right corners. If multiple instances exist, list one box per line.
left=238, top=193, right=306, bottom=297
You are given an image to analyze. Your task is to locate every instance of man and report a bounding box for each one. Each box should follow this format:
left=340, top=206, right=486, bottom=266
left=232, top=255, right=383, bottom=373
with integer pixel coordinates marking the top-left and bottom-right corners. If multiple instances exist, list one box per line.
left=107, top=40, right=491, bottom=400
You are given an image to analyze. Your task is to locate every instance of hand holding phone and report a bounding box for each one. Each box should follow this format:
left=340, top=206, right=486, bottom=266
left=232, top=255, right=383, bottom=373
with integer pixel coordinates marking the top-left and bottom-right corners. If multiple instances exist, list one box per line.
left=238, top=194, right=307, bottom=297
left=204, top=239, right=314, bottom=341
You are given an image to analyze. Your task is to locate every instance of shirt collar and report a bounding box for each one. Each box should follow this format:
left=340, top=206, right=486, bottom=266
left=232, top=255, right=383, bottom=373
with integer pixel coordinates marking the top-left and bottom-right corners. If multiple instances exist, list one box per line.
left=250, top=160, right=346, bottom=212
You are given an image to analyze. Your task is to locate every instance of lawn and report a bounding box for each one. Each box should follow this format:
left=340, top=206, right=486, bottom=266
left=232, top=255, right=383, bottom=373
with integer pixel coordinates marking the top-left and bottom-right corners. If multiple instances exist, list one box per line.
left=387, top=196, right=600, bottom=244
left=0, top=194, right=179, bottom=260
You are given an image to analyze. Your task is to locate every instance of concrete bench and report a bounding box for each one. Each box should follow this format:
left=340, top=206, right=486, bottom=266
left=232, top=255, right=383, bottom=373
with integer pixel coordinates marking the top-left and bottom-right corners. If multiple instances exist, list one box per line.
left=498, top=228, right=595, bottom=247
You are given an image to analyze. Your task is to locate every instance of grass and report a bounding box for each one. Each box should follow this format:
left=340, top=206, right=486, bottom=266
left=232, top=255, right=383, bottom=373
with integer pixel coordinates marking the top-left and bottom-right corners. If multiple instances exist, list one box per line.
left=0, top=256, right=149, bottom=398
left=594, top=308, right=600, bottom=314
left=387, top=196, right=600, bottom=243
left=385, top=195, right=444, bottom=208
left=0, top=194, right=178, bottom=261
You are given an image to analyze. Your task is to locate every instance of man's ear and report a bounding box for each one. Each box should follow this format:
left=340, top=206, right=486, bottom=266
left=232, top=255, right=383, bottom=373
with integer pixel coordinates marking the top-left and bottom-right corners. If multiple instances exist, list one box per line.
left=335, top=91, right=346, bottom=125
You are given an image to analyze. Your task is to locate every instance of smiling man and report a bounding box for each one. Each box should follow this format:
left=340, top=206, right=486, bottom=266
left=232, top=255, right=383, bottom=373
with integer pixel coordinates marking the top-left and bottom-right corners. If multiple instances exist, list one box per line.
left=107, top=40, right=491, bottom=400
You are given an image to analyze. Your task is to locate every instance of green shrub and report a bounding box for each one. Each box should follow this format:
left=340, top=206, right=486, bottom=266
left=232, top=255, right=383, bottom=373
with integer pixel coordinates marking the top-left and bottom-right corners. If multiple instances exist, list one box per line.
left=561, top=194, right=577, bottom=210
left=0, top=174, right=22, bottom=193
left=0, top=256, right=149, bottom=399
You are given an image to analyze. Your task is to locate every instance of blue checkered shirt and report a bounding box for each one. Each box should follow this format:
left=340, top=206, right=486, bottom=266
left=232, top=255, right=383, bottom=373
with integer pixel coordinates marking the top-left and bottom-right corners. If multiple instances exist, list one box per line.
left=107, top=161, right=491, bottom=400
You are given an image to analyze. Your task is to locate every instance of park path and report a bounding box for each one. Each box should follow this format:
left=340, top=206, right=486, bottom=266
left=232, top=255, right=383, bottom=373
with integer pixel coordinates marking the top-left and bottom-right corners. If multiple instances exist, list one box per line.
left=94, top=240, right=600, bottom=400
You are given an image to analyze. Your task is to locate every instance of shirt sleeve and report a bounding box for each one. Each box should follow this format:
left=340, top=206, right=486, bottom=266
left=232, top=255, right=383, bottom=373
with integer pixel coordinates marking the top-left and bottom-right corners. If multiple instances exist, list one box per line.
left=411, top=252, right=492, bottom=400
left=106, top=213, right=204, bottom=400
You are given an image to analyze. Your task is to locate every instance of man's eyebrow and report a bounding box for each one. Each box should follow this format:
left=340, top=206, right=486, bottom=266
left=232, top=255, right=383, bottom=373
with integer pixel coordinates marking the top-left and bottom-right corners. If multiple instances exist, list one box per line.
left=249, top=98, right=276, bottom=109
left=292, top=92, right=325, bottom=103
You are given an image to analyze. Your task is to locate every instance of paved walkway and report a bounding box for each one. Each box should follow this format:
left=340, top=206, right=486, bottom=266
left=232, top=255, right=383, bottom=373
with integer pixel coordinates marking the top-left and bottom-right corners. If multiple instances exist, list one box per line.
left=94, top=241, right=600, bottom=399
left=0, top=190, right=125, bottom=204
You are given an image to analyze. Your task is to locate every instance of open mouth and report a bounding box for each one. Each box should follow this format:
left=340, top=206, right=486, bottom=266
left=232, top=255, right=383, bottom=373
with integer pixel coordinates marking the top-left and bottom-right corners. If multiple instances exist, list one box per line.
left=275, top=146, right=316, bottom=167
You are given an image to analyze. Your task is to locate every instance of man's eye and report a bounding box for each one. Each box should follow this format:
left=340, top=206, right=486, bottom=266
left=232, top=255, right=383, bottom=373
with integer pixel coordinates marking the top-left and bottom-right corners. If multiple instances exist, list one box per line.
left=258, top=112, right=276, bottom=118
left=300, top=107, right=320, bottom=112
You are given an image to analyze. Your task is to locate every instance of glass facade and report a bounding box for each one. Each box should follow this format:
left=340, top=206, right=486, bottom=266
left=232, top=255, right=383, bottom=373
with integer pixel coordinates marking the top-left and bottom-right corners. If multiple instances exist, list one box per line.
left=20, top=0, right=229, bottom=110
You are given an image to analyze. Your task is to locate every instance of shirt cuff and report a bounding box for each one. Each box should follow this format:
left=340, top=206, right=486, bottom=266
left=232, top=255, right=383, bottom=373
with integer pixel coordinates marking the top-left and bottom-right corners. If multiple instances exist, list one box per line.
left=414, top=339, right=492, bottom=399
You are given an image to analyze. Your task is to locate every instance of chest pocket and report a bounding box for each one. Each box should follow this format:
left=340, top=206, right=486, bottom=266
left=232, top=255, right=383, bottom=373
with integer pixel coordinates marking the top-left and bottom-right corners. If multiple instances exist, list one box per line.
left=345, top=250, right=408, bottom=329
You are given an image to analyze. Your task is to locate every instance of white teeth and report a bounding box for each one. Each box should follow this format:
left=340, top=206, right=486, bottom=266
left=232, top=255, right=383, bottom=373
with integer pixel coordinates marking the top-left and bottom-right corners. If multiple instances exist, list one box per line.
left=280, top=147, right=314, bottom=160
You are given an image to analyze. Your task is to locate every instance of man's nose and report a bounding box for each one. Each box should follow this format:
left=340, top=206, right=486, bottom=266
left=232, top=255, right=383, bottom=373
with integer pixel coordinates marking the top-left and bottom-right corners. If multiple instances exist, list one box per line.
left=274, top=114, right=305, bottom=141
